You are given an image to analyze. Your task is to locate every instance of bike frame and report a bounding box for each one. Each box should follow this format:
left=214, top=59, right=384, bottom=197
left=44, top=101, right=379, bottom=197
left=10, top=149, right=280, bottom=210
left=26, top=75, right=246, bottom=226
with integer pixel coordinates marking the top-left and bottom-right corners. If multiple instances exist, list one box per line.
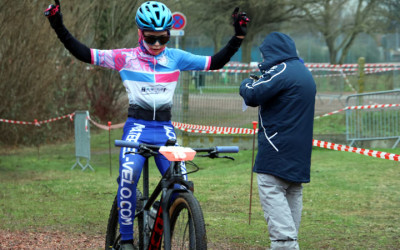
left=140, top=155, right=193, bottom=249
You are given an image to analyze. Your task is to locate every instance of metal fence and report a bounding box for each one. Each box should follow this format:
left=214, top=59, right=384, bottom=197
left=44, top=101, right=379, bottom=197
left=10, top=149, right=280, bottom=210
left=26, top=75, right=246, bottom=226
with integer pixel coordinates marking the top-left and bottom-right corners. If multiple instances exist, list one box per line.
left=171, top=67, right=400, bottom=138
left=345, top=90, right=400, bottom=148
left=172, top=71, right=259, bottom=129
left=172, top=69, right=353, bottom=128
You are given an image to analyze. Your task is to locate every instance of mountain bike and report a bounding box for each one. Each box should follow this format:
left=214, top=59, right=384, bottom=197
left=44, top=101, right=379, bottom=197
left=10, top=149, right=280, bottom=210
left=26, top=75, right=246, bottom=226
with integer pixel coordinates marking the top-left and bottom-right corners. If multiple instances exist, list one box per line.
left=105, top=138, right=239, bottom=250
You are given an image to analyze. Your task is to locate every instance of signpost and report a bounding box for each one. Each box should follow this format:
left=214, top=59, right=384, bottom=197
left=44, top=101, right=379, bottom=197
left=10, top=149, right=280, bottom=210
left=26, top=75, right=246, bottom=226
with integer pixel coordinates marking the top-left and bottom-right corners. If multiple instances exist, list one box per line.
left=171, top=12, right=186, bottom=48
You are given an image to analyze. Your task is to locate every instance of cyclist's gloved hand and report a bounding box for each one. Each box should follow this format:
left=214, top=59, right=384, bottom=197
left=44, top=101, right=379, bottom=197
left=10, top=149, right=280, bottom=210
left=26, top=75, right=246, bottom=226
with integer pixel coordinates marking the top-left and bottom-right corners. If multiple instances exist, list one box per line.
left=232, top=7, right=250, bottom=37
left=44, top=0, right=63, bottom=29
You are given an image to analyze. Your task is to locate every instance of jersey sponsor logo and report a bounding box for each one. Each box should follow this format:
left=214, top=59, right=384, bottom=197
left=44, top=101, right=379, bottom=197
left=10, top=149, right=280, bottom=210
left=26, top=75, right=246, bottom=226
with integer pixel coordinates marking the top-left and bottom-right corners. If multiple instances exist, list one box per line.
left=122, top=123, right=145, bottom=158
left=119, top=183, right=133, bottom=225
left=164, top=125, right=176, bottom=141
left=119, top=123, right=145, bottom=226
left=157, top=54, right=168, bottom=66
left=141, top=85, right=167, bottom=95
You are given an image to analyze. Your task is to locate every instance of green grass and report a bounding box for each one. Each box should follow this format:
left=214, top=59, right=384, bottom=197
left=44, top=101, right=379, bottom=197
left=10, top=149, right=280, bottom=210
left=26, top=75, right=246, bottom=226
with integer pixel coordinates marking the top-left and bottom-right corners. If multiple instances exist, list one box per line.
left=313, top=114, right=347, bottom=134
left=1, top=129, right=400, bottom=249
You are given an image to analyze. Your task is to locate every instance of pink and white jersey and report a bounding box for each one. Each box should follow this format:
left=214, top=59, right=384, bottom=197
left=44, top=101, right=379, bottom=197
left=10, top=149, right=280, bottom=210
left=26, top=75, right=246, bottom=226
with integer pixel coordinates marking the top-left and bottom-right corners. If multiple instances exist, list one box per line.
left=90, top=47, right=211, bottom=111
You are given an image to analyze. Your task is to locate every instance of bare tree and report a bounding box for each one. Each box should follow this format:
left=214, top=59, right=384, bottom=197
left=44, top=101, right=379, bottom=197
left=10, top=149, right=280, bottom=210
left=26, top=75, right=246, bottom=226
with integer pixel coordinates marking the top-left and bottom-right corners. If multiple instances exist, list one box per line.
left=0, top=0, right=80, bottom=145
left=174, top=0, right=304, bottom=63
left=298, top=0, right=381, bottom=64
left=0, top=0, right=139, bottom=145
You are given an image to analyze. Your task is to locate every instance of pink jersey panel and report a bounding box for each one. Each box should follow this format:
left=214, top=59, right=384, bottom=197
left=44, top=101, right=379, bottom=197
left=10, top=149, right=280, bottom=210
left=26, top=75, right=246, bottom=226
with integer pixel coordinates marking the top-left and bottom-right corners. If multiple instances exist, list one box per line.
left=155, top=71, right=180, bottom=83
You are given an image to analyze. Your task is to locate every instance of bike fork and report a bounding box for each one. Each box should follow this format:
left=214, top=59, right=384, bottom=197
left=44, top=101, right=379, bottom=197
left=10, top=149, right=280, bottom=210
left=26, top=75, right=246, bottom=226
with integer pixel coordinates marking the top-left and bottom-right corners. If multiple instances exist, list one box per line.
left=162, top=188, right=172, bottom=249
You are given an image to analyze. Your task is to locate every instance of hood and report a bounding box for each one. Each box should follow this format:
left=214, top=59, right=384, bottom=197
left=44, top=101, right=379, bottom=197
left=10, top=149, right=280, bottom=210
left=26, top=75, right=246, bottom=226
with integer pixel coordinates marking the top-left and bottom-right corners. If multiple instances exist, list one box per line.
left=258, top=32, right=299, bottom=72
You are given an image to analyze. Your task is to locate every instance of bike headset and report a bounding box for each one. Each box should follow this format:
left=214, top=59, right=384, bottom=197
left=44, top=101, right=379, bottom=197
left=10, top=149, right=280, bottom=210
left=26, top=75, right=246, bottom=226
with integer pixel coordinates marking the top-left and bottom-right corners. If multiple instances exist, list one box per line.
left=135, top=1, right=173, bottom=54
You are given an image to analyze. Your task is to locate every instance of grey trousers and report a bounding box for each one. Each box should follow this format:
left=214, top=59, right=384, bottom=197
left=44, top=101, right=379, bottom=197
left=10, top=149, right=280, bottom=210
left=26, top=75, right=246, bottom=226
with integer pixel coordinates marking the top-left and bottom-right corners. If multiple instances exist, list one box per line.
left=257, top=173, right=303, bottom=250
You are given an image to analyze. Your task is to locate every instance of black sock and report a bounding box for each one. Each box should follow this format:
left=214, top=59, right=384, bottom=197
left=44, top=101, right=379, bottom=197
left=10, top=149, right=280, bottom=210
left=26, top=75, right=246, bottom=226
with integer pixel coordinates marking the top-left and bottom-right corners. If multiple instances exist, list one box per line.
left=120, top=239, right=134, bottom=244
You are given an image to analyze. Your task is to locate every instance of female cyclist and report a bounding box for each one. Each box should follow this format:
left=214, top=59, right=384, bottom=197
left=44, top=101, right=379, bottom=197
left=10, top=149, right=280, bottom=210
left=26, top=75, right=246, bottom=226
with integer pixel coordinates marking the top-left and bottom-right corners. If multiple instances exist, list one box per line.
left=44, top=1, right=249, bottom=249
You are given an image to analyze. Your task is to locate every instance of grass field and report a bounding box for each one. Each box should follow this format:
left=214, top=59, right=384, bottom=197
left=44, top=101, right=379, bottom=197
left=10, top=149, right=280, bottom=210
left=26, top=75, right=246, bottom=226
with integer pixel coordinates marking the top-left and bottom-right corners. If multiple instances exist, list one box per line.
left=1, top=129, right=400, bottom=249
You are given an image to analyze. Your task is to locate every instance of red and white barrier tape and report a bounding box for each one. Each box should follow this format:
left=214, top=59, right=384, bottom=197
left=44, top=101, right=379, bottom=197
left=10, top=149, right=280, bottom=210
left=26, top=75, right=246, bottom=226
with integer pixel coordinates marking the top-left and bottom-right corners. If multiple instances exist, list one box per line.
left=1, top=111, right=398, bottom=162
left=87, top=115, right=125, bottom=130
left=0, top=113, right=75, bottom=126
left=212, top=67, right=400, bottom=74
left=172, top=121, right=258, bottom=134
left=314, top=104, right=400, bottom=119
left=1, top=103, right=398, bottom=130
left=339, top=70, right=356, bottom=92
left=313, top=139, right=400, bottom=162
left=210, top=69, right=257, bottom=73
left=226, top=62, right=400, bottom=69
left=311, top=67, right=400, bottom=72
left=313, top=69, right=399, bottom=78
left=306, top=63, right=400, bottom=69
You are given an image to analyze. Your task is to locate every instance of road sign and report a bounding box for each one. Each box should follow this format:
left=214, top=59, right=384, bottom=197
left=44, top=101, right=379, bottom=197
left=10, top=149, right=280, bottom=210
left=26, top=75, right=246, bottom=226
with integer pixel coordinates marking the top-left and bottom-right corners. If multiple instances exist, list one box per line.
left=170, top=30, right=185, bottom=37
left=172, top=12, right=186, bottom=30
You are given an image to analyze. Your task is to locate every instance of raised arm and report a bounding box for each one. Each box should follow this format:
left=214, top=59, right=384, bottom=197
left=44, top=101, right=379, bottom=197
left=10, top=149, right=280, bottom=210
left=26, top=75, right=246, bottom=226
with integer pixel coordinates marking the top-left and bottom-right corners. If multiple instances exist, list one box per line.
left=44, top=0, right=91, bottom=63
left=209, top=7, right=250, bottom=70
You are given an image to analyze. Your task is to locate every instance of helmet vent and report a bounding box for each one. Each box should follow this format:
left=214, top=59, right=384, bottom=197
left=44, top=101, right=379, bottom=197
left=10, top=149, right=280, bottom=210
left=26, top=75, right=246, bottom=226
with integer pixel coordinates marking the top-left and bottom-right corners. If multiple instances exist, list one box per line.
left=139, top=17, right=149, bottom=26
left=151, top=18, right=157, bottom=27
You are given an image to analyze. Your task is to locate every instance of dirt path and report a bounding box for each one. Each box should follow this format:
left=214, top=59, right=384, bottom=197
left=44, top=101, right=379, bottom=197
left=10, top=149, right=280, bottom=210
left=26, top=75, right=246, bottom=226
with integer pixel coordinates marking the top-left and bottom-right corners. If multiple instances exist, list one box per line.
left=0, top=230, right=103, bottom=250
left=0, top=230, right=265, bottom=250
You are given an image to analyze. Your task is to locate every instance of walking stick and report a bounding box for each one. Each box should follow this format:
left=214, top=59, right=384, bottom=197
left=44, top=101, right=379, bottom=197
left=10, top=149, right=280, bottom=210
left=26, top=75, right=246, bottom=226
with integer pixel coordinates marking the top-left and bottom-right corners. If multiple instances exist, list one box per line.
left=249, top=121, right=258, bottom=225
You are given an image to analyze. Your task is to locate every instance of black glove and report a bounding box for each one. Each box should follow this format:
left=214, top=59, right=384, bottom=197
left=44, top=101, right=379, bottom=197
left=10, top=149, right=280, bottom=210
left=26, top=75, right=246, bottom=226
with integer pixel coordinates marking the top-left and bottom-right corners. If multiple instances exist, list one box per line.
left=232, top=7, right=250, bottom=37
left=44, top=0, right=63, bottom=30
left=249, top=74, right=260, bottom=81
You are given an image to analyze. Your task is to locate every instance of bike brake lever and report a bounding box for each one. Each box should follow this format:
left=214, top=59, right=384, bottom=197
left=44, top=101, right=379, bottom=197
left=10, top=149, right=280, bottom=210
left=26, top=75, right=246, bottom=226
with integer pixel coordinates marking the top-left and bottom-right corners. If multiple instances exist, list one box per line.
left=124, top=146, right=157, bottom=158
left=197, top=153, right=213, bottom=158
left=220, top=155, right=235, bottom=161
left=197, top=153, right=234, bottom=160
left=197, top=153, right=219, bottom=159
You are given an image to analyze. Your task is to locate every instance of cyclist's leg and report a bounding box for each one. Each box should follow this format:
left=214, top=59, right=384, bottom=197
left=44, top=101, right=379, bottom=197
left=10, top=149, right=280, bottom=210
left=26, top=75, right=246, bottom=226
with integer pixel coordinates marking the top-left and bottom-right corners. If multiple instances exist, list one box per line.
left=154, top=122, right=187, bottom=181
left=118, top=120, right=147, bottom=242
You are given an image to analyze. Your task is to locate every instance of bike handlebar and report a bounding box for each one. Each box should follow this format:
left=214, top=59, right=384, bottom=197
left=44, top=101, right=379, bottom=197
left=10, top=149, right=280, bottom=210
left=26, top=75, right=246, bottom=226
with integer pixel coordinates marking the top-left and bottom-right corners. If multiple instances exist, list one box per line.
left=115, top=140, right=140, bottom=148
left=215, top=146, right=239, bottom=153
left=114, top=140, right=239, bottom=154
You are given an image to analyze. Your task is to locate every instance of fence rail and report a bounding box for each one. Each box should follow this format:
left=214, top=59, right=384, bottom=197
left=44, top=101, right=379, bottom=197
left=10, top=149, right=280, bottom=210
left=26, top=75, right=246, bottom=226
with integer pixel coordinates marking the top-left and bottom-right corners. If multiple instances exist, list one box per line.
left=345, top=90, right=400, bottom=148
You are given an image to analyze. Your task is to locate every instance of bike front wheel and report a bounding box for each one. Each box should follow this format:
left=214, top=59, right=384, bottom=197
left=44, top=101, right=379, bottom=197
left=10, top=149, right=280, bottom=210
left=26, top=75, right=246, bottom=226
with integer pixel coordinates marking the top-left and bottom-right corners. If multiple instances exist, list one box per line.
left=168, top=192, right=207, bottom=249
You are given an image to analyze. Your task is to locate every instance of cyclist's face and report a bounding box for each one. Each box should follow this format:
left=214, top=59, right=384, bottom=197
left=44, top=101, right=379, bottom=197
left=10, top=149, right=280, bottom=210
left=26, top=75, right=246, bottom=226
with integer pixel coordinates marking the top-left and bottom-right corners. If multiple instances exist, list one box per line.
left=139, top=30, right=169, bottom=56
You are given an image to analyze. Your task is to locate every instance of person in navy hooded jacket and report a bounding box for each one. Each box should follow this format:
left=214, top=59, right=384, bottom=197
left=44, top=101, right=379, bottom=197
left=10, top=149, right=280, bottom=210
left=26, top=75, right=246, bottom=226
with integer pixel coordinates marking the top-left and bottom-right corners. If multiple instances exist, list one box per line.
left=240, top=32, right=316, bottom=250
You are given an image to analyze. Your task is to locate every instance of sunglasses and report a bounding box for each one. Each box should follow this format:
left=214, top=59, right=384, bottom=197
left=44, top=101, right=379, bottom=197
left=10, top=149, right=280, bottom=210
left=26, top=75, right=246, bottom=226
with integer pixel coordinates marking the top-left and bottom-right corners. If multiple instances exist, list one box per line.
left=143, top=35, right=170, bottom=45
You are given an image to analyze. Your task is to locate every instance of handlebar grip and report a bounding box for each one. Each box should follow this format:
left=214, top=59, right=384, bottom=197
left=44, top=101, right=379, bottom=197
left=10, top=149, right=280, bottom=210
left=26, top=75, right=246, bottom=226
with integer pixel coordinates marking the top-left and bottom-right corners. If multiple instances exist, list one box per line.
left=215, top=146, right=239, bottom=153
left=115, top=140, right=140, bottom=148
